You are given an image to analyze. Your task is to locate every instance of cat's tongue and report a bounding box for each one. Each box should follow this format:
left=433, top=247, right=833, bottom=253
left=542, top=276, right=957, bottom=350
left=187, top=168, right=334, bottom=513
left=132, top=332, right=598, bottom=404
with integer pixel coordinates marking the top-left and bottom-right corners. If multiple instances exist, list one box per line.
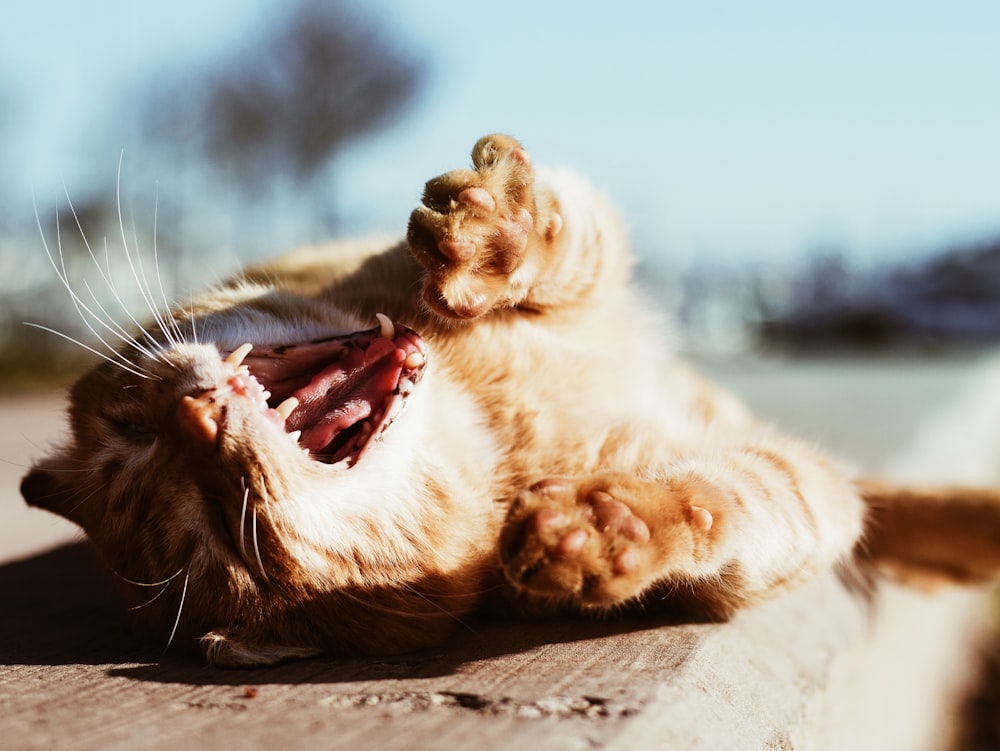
left=286, top=338, right=405, bottom=456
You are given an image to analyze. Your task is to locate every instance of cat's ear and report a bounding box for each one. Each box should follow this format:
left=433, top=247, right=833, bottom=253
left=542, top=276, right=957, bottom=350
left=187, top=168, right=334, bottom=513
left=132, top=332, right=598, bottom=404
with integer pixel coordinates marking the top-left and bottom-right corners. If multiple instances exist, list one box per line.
left=20, top=455, right=80, bottom=522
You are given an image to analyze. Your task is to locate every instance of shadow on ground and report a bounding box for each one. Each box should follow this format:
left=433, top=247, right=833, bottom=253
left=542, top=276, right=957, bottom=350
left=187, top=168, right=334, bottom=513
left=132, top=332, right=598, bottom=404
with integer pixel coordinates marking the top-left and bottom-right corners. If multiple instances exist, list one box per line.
left=0, top=543, right=146, bottom=666
left=1, top=542, right=701, bottom=686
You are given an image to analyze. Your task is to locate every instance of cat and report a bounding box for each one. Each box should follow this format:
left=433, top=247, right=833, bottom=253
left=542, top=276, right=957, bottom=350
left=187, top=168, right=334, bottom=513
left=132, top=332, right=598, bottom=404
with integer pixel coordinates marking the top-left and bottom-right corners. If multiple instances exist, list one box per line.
left=20, top=134, right=1000, bottom=667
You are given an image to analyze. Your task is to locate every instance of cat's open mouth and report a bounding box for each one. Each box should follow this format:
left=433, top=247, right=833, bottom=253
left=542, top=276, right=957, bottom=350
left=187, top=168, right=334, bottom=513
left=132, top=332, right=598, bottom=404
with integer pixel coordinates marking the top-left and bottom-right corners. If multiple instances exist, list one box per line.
left=223, top=315, right=427, bottom=469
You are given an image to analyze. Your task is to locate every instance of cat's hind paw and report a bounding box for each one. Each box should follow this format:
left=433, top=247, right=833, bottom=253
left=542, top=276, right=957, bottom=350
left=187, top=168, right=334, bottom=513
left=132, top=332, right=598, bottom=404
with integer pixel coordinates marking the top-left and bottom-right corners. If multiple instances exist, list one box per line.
left=407, top=134, right=562, bottom=319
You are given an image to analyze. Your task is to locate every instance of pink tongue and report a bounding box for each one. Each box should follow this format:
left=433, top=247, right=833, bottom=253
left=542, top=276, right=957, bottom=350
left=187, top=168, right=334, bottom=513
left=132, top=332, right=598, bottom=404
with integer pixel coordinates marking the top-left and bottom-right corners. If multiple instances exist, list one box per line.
left=298, top=400, right=371, bottom=453
left=287, top=337, right=404, bottom=455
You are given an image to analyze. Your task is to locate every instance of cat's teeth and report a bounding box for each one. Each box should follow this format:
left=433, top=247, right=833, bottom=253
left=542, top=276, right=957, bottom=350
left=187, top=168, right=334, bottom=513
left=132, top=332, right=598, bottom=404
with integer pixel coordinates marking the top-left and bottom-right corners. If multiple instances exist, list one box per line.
left=275, top=396, right=299, bottom=421
left=287, top=429, right=302, bottom=444
left=386, top=394, right=404, bottom=421
left=225, top=343, right=254, bottom=369
left=331, top=459, right=352, bottom=471
left=403, top=351, right=424, bottom=369
left=399, top=377, right=414, bottom=396
left=375, top=313, right=395, bottom=340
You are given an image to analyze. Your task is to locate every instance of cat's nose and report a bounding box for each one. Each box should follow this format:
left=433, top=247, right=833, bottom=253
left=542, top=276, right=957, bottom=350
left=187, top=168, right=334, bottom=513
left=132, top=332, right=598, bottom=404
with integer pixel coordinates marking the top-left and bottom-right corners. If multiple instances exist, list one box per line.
left=177, top=393, right=220, bottom=445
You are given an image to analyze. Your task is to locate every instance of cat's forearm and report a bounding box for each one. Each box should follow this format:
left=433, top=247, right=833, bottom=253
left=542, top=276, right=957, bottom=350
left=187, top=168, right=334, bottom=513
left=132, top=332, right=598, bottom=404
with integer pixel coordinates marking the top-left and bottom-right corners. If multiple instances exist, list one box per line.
left=657, top=433, right=865, bottom=600
left=510, top=168, right=633, bottom=313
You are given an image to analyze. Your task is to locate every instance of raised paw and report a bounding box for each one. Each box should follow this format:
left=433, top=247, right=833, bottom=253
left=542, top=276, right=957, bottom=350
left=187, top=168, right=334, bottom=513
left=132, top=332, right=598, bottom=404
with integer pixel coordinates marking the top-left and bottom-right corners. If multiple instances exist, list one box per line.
left=407, top=134, right=563, bottom=319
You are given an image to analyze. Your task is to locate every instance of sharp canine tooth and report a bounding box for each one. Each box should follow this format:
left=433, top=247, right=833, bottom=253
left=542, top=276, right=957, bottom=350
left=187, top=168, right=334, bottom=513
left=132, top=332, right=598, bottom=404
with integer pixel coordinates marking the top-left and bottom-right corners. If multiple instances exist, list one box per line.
left=287, top=429, right=302, bottom=443
left=275, top=396, right=299, bottom=421
left=386, top=394, right=404, bottom=421
left=404, top=351, right=424, bottom=369
left=225, top=343, right=254, bottom=369
left=375, top=313, right=395, bottom=340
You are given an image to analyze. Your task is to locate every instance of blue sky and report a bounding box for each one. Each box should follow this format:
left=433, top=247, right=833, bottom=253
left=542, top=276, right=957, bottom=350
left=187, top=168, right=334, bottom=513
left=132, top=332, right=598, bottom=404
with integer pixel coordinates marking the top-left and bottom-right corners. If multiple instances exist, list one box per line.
left=3, top=0, right=1000, bottom=270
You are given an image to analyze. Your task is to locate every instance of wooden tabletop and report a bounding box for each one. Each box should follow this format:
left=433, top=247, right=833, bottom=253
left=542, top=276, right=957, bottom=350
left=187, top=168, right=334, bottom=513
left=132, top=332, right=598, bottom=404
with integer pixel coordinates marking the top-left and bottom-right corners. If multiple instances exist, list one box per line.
left=3, top=354, right=998, bottom=750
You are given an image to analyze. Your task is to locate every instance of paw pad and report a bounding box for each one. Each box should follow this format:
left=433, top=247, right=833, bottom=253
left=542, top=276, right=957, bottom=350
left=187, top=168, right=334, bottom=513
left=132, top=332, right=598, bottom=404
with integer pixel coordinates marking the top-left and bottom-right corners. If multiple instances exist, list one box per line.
left=500, top=479, right=656, bottom=604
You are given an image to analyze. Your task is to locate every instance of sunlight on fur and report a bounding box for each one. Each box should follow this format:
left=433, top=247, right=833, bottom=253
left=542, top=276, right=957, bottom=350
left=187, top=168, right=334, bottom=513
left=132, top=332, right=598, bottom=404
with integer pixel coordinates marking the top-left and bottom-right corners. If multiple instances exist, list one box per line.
left=20, top=134, right=1000, bottom=667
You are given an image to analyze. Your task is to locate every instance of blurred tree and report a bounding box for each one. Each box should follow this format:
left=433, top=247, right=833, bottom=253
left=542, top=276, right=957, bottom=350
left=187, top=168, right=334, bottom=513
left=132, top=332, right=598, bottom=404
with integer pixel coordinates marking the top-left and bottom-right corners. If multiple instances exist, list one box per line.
left=144, top=0, right=426, bottom=231
left=0, top=83, right=20, bottom=233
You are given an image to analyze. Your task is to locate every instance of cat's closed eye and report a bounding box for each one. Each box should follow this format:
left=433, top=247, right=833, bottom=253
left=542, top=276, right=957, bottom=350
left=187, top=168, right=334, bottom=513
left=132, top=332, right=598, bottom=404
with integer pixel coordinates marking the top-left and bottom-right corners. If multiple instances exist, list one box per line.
left=116, top=421, right=157, bottom=439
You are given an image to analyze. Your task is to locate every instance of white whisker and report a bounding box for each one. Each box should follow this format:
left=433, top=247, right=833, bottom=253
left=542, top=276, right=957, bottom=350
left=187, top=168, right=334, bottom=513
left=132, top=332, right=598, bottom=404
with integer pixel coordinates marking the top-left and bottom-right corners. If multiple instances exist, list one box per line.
left=22, top=323, right=155, bottom=380
left=128, top=586, right=173, bottom=611
left=163, top=570, right=191, bottom=653
left=238, top=485, right=249, bottom=561
left=58, top=185, right=162, bottom=360
left=261, top=484, right=291, bottom=549
left=112, top=567, right=186, bottom=588
left=79, top=278, right=158, bottom=360
left=99, top=235, right=165, bottom=355
left=31, top=195, right=158, bottom=376
left=186, top=291, right=200, bottom=345
left=114, top=157, right=178, bottom=355
left=252, top=509, right=268, bottom=581
left=152, top=185, right=187, bottom=345
left=124, top=567, right=187, bottom=612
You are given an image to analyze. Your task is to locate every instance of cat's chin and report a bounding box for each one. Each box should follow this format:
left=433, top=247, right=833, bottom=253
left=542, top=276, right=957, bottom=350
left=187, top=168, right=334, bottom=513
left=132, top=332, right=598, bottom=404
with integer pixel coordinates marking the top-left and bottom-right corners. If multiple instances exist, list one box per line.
left=219, top=316, right=428, bottom=471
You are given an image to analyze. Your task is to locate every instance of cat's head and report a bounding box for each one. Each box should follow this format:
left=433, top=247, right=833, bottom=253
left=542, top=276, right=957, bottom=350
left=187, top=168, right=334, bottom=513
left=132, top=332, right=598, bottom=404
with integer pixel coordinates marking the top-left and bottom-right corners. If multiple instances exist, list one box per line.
left=20, top=283, right=439, bottom=664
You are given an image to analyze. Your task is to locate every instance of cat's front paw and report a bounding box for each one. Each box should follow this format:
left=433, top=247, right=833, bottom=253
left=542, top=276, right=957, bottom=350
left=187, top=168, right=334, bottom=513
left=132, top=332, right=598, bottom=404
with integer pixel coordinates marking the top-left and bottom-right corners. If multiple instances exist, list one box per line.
left=407, top=134, right=562, bottom=319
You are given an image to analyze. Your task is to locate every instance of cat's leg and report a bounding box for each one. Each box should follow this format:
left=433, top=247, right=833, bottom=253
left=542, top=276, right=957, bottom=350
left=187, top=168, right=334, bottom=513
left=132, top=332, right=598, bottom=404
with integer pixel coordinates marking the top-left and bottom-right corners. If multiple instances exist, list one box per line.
left=407, top=134, right=629, bottom=319
left=500, top=434, right=865, bottom=619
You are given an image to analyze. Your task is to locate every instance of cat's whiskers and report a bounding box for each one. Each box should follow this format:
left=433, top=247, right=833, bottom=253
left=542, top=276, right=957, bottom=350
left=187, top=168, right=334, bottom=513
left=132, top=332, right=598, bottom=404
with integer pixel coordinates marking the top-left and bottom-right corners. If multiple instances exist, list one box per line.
left=21, top=324, right=153, bottom=381
left=78, top=274, right=160, bottom=360
left=187, top=294, right=200, bottom=345
left=237, top=485, right=250, bottom=562
left=62, top=481, right=111, bottom=518
left=162, top=568, right=191, bottom=654
left=57, top=186, right=163, bottom=363
left=329, top=585, right=459, bottom=623
left=149, top=185, right=188, bottom=349
left=395, top=582, right=479, bottom=634
left=30, top=200, right=158, bottom=380
left=239, top=481, right=270, bottom=581
left=259, top=484, right=287, bottom=544
left=114, top=566, right=187, bottom=612
left=252, top=508, right=268, bottom=582
left=113, top=165, right=183, bottom=367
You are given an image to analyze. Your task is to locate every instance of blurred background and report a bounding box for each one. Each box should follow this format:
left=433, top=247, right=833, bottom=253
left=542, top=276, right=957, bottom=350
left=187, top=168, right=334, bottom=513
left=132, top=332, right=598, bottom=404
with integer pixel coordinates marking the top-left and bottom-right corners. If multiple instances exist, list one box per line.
left=2, top=4, right=1000, bottom=745
left=0, top=0, right=998, bottom=379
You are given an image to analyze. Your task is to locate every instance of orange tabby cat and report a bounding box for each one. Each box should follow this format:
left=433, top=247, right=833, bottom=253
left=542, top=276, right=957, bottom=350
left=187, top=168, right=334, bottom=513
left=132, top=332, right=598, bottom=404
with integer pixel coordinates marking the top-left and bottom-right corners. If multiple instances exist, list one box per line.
left=20, top=134, right=1000, bottom=666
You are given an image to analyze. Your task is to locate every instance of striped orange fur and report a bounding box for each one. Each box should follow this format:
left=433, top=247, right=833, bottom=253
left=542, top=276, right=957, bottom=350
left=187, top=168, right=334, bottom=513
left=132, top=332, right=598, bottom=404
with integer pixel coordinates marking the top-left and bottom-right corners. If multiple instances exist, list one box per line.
left=21, top=134, right=1000, bottom=666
